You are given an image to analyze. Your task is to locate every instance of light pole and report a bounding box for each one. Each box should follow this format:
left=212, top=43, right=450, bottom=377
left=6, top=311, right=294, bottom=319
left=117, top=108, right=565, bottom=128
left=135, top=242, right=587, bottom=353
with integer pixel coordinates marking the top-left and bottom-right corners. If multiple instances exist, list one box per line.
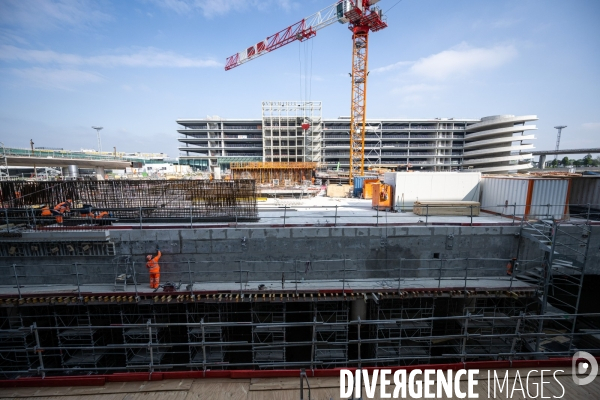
left=92, top=126, right=103, bottom=155
left=30, top=139, right=37, bottom=178
left=0, top=142, right=7, bottom=180
left=553, top=125, right=566, bottom=161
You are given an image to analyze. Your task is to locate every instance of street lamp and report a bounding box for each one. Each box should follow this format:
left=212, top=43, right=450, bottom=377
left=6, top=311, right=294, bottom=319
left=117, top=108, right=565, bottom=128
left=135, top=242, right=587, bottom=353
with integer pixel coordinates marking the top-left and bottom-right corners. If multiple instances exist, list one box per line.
left=0, top=142, right=7, bottom=180
left=92, top=126, right=103, bottom=155
left=553, top=125, right=566, bottom=161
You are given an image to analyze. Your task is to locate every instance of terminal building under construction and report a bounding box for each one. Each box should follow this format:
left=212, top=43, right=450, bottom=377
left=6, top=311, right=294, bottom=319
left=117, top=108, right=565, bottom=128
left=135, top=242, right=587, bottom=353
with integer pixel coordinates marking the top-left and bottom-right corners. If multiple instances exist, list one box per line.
left=0, top=174, right=599, bottom=380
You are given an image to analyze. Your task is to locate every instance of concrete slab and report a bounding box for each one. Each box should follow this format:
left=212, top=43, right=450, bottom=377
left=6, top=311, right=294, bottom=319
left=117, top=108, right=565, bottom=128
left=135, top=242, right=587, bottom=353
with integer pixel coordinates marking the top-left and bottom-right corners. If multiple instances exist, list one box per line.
left=0, top=276, right=535, bottom=298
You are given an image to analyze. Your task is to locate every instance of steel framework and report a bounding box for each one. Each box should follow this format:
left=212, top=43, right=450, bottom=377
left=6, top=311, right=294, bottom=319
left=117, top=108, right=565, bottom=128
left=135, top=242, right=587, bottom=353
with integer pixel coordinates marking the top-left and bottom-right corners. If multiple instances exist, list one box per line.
left=0, top=179, right=258, bottom=223
left=1, top=251, right=598, bottom=377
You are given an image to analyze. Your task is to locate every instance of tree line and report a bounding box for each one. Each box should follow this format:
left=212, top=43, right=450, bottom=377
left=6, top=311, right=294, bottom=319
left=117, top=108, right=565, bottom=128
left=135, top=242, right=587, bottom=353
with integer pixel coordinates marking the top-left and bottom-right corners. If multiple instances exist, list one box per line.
left=549, top=154, right=600, bottom=168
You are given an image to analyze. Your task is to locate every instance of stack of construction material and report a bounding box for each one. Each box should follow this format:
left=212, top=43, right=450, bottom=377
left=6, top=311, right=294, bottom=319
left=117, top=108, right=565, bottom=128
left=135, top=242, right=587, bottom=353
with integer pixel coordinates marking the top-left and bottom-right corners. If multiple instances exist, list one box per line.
left=326, top=184, right=352, bottom=198
left=413, top=201, right=480, bottom=216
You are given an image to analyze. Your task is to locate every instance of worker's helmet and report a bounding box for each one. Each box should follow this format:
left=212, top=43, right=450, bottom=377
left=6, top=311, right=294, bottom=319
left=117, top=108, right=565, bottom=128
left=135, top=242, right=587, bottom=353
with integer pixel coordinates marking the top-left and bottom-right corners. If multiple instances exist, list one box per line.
left=146, top=255, right=152, bottom=260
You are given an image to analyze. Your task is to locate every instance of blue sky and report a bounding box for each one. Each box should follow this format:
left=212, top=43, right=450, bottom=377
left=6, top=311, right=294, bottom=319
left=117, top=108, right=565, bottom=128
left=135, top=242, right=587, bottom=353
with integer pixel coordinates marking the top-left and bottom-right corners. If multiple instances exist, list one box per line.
left=0, top=0, right=598, bottom=158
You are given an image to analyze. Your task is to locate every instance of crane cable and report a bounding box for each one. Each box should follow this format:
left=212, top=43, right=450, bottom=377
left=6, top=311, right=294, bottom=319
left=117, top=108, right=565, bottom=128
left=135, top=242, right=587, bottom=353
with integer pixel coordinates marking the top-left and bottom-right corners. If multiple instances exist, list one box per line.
left=385, top=0, right=406, bottom=14
left=298, top=39, right=314, bottom=105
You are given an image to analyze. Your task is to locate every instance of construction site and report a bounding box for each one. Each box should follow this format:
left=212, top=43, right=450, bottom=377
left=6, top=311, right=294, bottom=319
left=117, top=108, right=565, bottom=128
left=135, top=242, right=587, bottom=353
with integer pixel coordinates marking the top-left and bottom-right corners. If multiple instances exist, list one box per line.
left=1, top=1, right=600, bottom=398
left=0, top=171, right=599, bottom=380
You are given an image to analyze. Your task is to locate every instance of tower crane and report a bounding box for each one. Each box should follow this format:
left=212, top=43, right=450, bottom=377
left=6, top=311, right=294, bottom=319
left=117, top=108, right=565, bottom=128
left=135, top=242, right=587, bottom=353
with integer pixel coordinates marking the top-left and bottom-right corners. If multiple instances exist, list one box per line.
left=225, top=0, right=388, bottom=181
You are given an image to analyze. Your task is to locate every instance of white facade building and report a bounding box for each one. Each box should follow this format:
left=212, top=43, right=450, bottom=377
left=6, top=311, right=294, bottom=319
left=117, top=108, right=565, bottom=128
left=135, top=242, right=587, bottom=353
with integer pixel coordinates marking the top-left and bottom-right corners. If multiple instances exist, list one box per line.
left=177, top=103, right=536, bottom=174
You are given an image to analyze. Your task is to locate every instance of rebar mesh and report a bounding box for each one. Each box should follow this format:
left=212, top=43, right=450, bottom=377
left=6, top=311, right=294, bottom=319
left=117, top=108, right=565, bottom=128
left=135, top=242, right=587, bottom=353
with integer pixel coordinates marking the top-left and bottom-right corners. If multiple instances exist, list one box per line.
left=0, top=180, right=258, bottom=222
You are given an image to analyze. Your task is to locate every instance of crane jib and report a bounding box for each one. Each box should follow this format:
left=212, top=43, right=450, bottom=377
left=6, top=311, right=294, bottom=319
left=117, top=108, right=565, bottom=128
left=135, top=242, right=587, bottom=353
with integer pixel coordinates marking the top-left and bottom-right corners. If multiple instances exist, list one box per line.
left=222, top=0, right=390, bottom=183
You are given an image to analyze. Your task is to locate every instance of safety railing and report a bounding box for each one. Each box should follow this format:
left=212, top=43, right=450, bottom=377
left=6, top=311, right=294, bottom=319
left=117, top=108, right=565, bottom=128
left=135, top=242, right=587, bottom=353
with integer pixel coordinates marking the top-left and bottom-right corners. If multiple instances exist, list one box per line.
left=0, top=203, right=598, bottom=232
left=2, top=147, right=125, bottom=162
left=0, top=256, right=535, bottom=298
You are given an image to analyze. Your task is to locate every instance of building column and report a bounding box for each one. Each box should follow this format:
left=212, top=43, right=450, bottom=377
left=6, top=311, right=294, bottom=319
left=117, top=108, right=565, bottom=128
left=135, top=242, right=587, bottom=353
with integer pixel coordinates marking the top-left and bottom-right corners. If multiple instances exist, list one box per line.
left=62, top=165, right=79, bottom=178
left=538, top=155, right=546, bottom=169
left=95, top=166, right=105, bottom=180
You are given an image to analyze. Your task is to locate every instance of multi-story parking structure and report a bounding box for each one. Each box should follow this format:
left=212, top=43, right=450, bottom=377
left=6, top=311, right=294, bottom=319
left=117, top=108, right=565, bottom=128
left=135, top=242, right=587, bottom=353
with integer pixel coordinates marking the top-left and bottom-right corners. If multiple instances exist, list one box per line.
left=177, top=119, right=263, bottom=172
left=177, top=104, right=537, bottom=174
left=462, top=115, right=538, bottom=173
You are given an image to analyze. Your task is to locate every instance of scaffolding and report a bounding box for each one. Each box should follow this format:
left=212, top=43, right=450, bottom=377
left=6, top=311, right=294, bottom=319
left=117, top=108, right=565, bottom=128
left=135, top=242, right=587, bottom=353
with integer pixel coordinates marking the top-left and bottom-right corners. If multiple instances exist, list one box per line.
left=313, top=302, right=348, bottom=368
left=370, top=297, right=434, bottom=366
left=0, top=215, right=596, bottom=376
left=0, top=311, right=37, bottom=378
left=262, top=101, right=322, bottom=164
left=54, top=308, right=106, bottom=369
left=120, top=307, right=168, bottom=370
left=186, top=303, right=227, bottom=369
left=517, top=217, right=592, bottom=354
left=450, top=297, right=538, bottom=362
left=252, top=303, right=286, bottom=367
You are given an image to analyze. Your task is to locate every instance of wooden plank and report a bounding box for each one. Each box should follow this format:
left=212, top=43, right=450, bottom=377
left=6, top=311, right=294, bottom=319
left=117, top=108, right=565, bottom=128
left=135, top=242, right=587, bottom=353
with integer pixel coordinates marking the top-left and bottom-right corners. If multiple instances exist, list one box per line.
left=185, top=381, right=250, bottom=400
left=0, top=396, right=126, bottom=400
left=249, top=377, right=339, bottom=391
left=1, top=380, right=193, bottom=398
left=413, top=201, right=480, bottom=216
left=127, top=391, right=188, bottom=400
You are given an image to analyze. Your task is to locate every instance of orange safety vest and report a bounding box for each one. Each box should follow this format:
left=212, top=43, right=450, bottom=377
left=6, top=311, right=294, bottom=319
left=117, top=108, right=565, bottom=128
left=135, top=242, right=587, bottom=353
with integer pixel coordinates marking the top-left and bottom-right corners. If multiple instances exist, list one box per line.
left=146, top=251, right=161, bottom=273
left=54, top=201, right=71, bottom=213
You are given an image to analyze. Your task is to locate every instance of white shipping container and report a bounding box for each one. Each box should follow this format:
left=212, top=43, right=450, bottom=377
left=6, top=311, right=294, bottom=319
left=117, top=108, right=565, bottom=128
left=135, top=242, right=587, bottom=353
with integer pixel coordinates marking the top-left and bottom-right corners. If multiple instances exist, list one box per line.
left=480, top=176, right=570, bottom=220
left=383, top=172, right=481, bottom=210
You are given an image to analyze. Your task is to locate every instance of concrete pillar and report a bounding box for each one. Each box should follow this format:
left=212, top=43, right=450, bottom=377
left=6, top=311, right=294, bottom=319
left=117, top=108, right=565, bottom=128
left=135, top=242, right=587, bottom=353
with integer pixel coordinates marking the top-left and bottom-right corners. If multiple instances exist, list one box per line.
left=62, top=165, right=79, bottom=178
left=95, top=166, right=105, bottom=180
left=351, top=299, right=367, bottom=321
left=539, top=155, right=546, bottom=169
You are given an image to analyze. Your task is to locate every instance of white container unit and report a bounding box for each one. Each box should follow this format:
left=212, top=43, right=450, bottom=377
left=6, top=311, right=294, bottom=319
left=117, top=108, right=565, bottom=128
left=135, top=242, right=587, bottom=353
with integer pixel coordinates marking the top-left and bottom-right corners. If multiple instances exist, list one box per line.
left=383, top=172, right=482, bottom=211
left=480, top=176, right=570, bottom=220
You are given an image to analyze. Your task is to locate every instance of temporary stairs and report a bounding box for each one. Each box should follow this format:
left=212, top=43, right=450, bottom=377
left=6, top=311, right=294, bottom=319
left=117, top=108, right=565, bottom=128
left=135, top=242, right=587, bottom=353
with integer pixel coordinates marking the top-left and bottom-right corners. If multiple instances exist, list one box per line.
left=517, top=218, right=592, bottom=354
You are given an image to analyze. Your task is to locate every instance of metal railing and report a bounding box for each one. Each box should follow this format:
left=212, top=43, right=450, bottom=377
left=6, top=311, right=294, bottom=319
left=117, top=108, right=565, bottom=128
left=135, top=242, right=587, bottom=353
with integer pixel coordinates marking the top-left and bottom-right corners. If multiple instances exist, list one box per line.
left=0, top=202, right=598, bottom=233
left=0, top=256, right=534, bottom=297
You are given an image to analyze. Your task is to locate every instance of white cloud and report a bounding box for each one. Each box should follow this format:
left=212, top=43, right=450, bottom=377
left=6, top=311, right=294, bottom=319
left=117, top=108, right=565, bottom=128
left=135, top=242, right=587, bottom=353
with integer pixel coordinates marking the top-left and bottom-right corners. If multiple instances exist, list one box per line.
left=0, top=0, right=112, bottom=31
left=409, top=43, right=517, bottom=81
left=149, top=0, right=297, bottom=17
left=391, top=83, right=443, bottom=104
left=10, top=68, right=104, bottom=90
left=492, top=18, right=522, bottom=28
left=371, top=61, right=411, bottom=74
left=582, top=122, right=600, bottom=130
left=0, top=45, right=221, bottom=68
left=0, top=29, right=29, bottom=46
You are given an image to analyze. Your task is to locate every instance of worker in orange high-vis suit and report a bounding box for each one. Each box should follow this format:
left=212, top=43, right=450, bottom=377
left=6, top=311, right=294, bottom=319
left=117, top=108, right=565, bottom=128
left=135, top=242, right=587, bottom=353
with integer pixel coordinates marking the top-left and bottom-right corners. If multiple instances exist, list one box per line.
left=146, top=249, right=161, bottom=289
left=51, top=199, right=72, bottom=224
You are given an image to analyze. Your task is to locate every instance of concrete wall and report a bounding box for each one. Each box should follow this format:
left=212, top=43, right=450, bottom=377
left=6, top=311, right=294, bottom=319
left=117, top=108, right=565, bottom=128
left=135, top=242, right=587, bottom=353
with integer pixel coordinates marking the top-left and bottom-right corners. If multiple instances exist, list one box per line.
left=1, top=225, right=598, bottom=287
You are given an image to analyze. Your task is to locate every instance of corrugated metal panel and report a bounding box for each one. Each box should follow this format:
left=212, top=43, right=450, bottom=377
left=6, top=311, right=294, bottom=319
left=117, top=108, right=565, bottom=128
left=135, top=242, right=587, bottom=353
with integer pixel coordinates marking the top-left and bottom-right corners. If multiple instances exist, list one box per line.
left=480, top=177, right=529, bottom=217
left=570, top=177, right=600, bottom=207
left=480, top=176, right=570, bottom=219
left=530, top=179, right=569, bottom=219
left=383, top=172, right=481, bottom=209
